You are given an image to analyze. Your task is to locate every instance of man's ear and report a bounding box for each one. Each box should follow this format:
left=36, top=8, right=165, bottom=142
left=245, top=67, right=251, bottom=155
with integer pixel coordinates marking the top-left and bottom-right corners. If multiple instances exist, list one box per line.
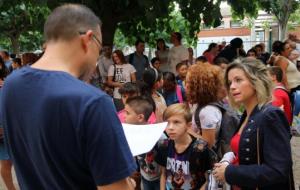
left=80, top=30, right=93, bottom=53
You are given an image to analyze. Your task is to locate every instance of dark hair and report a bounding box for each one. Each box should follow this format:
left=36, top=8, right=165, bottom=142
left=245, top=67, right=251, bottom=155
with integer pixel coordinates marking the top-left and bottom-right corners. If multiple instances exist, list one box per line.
left=126, top=96, right=154, bottom=121
left=272, top=41, right=287, bottom=55
left=163, top=72, right=176, bottom=83
left=268, top=66, right=283, bottom=82
left=172, top=32, right=182, bottom=41
left=254, top=44, right=263, bottom=50
left=176, top=62, right=187, bottom=71
left=44, top=4, right=101, bottom=42
left=142, top=68, right=162, bottom=90
left=118, top=82, right=139, bottom=95
left=230, top=38, right=243, bottom=49
left=0, top=51, right=9, bottom=58
left=214, top=57, right=229, bottom=65
left=22, top=53, right=38, bottom=65
left=13, top=58, right=22, bottom=66
left=112, top=49, right=126, bottom=64
left=156, top=38, right=167, bottom=50
left=0, top=57, right=8, bottom=79
left=196, top=56, right=208, bottom=62
left=206, top=43, right=218, bottom=52
left=151, top=57, right=160, bottom=64
left=135, top=39, right=145, bottom=47
left=247, top=48, right=257, bottom=56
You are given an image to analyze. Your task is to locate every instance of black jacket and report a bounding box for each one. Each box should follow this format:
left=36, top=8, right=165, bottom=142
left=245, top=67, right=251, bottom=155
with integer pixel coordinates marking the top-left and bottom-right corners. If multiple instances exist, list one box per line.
left=225, top=104, right=293, bottom=190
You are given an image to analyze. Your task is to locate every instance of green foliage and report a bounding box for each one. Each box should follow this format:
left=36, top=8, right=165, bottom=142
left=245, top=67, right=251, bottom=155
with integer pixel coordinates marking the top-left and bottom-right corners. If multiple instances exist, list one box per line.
left=289, top=5, right=300, bottom=26
left=0, top=1, right=50, bottom=53
left=115, top=4, right=198, bottom=49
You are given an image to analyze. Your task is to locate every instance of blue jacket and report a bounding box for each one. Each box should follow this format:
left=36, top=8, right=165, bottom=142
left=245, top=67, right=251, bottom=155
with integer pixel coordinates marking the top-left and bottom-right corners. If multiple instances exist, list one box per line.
left=225, top=104, right=293, bottom=190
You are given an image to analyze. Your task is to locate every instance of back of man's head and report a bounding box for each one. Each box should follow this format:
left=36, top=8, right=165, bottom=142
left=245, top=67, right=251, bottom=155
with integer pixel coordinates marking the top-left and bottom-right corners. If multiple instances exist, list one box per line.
left=44, top=4, right=101, bottom=42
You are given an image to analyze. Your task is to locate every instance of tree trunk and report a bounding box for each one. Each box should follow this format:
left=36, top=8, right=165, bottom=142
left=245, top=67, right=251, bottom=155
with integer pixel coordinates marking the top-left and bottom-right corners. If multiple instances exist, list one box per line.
left=278, top=22, right=287, bottom=41
left=10, top=35, right=20, bottom=55
left=101, top=17, right=118, bottom=47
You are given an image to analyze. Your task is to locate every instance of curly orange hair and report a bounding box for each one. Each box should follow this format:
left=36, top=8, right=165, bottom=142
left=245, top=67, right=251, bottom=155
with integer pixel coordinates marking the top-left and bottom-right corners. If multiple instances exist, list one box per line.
left=186, top=63, right=223, bottom=106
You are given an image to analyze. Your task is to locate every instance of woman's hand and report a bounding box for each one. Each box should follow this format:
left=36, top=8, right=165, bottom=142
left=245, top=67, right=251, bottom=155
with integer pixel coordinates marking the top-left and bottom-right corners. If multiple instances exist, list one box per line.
left=213, top=162, right=229, bottom=183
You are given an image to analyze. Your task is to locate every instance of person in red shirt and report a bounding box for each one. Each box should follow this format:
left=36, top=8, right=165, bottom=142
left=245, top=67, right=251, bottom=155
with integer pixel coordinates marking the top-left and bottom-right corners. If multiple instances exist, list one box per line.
left=268, top=66, right=292, bottom=125
left=203, top=43, right=219, bottom=64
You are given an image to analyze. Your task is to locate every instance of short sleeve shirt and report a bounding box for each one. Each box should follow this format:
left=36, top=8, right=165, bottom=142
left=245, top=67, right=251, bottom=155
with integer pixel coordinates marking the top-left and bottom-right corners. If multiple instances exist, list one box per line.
left=108, top=63, right=136, bottom=98
left=0, top=66, right=136, bottom=189
left=168, top=45, right=189, bottom=74
left=191, top=105, right=222, bottom=134
left=155, top=138, right=212, bottom=190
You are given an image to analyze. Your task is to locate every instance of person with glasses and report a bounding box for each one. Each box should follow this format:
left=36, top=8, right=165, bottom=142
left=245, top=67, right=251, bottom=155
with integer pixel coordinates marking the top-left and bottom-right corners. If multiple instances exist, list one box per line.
left=0, top=4, right=136, bottom=190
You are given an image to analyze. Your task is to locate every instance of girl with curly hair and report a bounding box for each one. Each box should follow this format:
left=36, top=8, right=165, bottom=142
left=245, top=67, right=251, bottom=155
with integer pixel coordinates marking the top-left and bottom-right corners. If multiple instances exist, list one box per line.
left=185, top=63, right=225, bottom=148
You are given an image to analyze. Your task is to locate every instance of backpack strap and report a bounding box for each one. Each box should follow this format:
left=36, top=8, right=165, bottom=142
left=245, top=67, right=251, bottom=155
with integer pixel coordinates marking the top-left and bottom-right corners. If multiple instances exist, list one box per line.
left=176, top=85, right=183, bottom=103
left=112, top=64, right=116, bottom=82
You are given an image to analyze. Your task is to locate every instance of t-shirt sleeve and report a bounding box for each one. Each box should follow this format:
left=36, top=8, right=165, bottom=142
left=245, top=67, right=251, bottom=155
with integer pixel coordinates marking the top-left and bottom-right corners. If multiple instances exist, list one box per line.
left=107, top=65, right=115, bottom=77
left=199, top=105, right=222, bottom=129
left=83, top=95, right=136, bottom=185
left=155, top=139, right=169, bottom=167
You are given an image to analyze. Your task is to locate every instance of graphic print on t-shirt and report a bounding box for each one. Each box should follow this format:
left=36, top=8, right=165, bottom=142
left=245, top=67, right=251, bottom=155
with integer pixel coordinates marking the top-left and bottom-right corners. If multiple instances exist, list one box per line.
left=115, top=67, right=126, bottom=83
left=137, top=150, right=160, bottom=181
left=166, top=151, right=193, bottom=189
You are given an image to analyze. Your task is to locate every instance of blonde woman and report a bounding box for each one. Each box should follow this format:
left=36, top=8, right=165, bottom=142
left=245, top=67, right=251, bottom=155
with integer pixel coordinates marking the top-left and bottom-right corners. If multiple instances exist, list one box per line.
left=213, top=58, right=293, bottom=190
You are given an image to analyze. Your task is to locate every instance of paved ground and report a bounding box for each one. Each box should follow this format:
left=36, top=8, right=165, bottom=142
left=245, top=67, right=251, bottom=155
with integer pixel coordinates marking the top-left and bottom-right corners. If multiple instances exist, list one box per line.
left=0, top=137, right=299, bottom=190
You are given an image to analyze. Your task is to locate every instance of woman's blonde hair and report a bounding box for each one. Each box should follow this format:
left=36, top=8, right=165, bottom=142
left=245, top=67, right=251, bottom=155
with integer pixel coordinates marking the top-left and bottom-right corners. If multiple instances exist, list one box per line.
left=186, top=63, right=224, bottom=106
left=224, top=58, right=273, bottom=109
left=163, top=103, right=192, bottom=123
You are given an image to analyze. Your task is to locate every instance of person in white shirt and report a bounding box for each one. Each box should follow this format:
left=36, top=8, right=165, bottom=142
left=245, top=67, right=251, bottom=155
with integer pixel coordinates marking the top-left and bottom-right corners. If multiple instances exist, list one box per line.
left=167, top=32, right=189, bottom=74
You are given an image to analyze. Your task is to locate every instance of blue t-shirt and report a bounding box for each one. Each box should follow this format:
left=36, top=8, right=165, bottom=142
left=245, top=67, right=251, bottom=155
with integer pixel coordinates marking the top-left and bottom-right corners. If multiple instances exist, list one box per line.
left=0, top=66, right=136, bottom=189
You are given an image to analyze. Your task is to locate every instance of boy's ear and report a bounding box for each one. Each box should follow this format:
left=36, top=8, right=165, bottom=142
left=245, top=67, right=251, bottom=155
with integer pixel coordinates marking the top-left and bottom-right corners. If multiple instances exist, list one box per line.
left=187, top=121, right=192, bottom=129
left=138, top=114, right=146, bottom=123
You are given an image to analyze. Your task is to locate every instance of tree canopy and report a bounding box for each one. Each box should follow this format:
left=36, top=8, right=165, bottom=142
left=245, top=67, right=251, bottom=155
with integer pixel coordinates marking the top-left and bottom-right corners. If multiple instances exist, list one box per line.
left=0, top=0, right=50, bottom=53
left=42, top=0, right=222, bottom=46
left=228, top=0, right=300, bottom=40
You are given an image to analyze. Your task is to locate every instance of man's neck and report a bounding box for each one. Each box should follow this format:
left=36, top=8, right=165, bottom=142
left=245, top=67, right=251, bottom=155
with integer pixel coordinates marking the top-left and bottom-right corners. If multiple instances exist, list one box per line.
left=135, top=51, right=143, bottom=56
left=31, top=42, right=82, bottom=78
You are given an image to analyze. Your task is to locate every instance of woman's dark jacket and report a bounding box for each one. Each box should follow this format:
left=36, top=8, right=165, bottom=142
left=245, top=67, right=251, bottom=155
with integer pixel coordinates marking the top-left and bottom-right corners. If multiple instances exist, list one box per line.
left=225, top=104, right=293, bottom=190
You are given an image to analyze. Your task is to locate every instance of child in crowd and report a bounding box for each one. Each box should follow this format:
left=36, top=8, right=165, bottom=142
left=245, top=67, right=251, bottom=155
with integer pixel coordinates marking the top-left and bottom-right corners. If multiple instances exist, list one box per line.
left=155, top=103, right=215, bottom=190
left=142, top=68, right=167, bottom=122
left=124, top=96, right=161, bottom=190
left=162, top=72, right=185, bottom=106
left=268, top=66, right=292, bottom=125
left=118, top=82, right=156, bottom=123
left=175, top=62, right=188, bottom=88
left=151, top=57, right=161, bottom=71
left=213, top=57, right=229, bottom=71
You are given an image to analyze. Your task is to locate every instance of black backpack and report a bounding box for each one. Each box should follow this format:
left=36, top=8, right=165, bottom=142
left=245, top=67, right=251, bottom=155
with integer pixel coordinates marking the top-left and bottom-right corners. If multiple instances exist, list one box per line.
left=194, top=101, right=240, bottom=159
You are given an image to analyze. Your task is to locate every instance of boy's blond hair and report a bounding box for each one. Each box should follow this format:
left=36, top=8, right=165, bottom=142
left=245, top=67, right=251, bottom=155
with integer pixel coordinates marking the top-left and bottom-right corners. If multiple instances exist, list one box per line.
left=163, top=103, right=192, bottom=123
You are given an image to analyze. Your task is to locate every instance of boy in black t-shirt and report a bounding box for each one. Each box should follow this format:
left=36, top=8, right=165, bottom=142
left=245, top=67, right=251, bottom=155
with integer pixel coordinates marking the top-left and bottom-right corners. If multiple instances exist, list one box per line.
left=155, top=103, right=215, bottom=190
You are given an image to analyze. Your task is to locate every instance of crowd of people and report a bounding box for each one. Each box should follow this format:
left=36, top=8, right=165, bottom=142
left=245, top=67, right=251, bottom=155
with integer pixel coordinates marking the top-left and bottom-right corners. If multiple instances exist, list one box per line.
left=0, top=3, right=300, bottom=190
